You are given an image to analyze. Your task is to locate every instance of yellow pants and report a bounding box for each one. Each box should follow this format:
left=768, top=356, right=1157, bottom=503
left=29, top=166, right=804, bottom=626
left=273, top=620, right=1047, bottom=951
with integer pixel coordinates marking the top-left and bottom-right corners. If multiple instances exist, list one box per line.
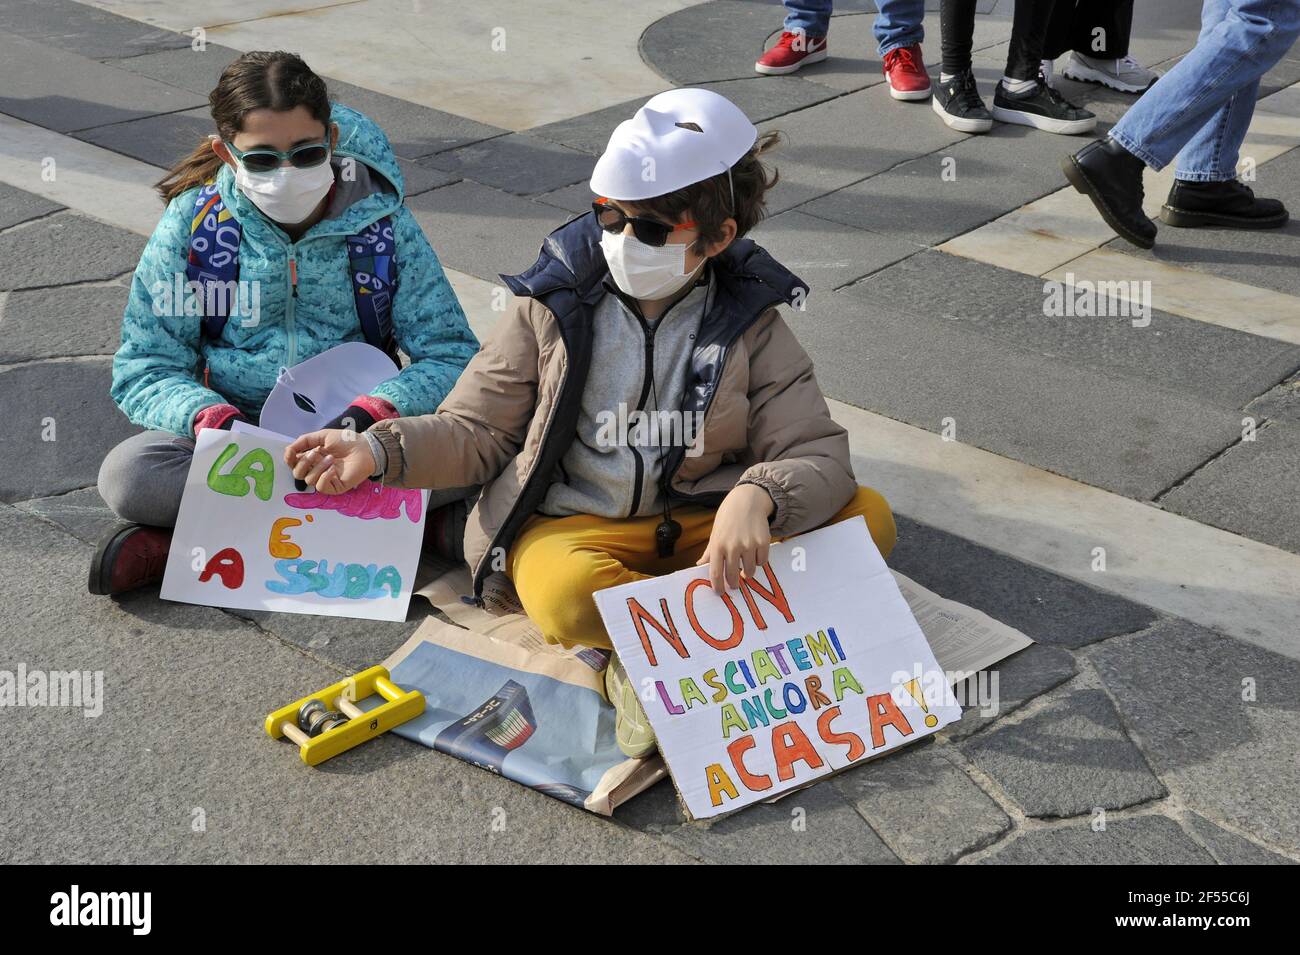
left=508, top=486, right=896, bottom=650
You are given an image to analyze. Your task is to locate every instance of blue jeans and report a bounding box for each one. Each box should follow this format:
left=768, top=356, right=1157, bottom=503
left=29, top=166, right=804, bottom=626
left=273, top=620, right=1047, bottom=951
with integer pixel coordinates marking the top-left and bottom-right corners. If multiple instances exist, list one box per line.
left=782, top=0, right=925, bottom=55
left=1109, top=0, right=1300, bottom=180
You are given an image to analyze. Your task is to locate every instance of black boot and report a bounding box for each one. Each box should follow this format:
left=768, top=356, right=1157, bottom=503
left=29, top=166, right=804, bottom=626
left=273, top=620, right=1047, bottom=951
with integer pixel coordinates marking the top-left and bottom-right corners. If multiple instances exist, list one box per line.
left=1160, top=178, right=1289, bottom=229
left=1062, top=138, right=1157, bottom=249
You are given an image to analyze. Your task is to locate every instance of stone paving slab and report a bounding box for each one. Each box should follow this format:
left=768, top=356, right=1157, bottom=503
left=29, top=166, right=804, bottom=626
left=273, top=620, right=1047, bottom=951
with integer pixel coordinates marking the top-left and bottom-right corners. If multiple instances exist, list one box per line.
left=0, top=33, right=204, bottom=134
left=663, top=777, right=902, bottom=863
left=532, top=180, right=597, bottom=216
left=75, top=105, right=212, bottom=169
left=531, top=76, right=842, bottom=158
left=406, top=180, right=569, bottom=282
left=750, top=209, right=926, bottom=289
left=0, top=360, right=137, bottom=504
left=0, top=0, right=190, bottom=60
left=0, top=279, right=129, bottom=363
left=842, top=250, right=1300, bottom=410
left=961, top=686, right=1167, bottom=818
left=641, top=0, right=821, bottom=86
left=940, top=643, right=1079, bottom=742
left=419, top=132, right=595, bottom=198
left=1088, top=620, right=1300, bottom=856
left=0, top=181, right=62, bottom=231
left=104, top=44, right=510, bottom=160
left=831, top=741, right=1011, bottom=863
left=1247, top=371, right=1300, bottom=424
left=1160, top=421, right=1300, bottom=555
left=756, top=86, right=968, bottom=215
left=0, top=212, right=145, bottom=291
left=791, top=286, right=1246, bottom=500
left=12, top=485, right=121, bottom=547
left=800, top=120, right=1094, bottom=246
left=0, top=504, right=694, bottom=864
left=1106, top=150, right=1300, bottom=300
left=888, top=515, right=1158, bottom=649
left=1185, top=813, right=1298, bottom=865
left=976, top=815, right=1216, bottom=864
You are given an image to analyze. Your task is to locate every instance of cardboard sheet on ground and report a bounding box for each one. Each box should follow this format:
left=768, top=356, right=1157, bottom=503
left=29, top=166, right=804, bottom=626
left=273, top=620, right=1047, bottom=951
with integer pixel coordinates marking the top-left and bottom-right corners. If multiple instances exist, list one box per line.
left=160, top=428, right=427, bottom=621
left=593, top=517, right=966, bottom=819
left=394, top=542, right=1032, bottom=817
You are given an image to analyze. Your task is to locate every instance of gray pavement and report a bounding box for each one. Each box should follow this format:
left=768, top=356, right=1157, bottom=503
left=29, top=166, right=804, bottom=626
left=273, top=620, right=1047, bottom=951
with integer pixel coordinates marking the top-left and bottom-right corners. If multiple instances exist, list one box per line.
left=1, top=0, right=1297, bottom=864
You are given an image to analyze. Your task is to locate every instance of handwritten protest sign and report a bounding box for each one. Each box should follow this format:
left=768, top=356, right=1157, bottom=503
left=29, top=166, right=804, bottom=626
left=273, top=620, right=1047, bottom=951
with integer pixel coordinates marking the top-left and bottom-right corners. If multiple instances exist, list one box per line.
left=160, top=428, right=427, bottom=622
left=594, top=516, right=961, bottom=818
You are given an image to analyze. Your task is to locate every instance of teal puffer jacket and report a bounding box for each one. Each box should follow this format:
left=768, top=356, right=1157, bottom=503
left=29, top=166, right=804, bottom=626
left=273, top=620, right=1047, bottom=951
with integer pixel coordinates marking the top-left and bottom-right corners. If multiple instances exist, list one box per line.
left=111, top=103, right=478, bottom=436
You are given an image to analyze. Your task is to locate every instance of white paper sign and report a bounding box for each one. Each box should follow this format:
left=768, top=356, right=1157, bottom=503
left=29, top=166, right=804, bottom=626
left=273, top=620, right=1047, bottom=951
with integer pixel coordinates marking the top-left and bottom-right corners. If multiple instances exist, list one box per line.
left=161, top=428, right=427, bottom=622
left=594, top=517, right=961, bottom=819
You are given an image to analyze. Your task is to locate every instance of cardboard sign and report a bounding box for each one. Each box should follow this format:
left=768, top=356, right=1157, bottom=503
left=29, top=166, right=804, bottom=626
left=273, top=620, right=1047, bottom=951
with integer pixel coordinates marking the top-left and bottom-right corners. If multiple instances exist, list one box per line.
left=160, top=429, right=427, bottom=622
left=594, top=517, right=961, bottom=818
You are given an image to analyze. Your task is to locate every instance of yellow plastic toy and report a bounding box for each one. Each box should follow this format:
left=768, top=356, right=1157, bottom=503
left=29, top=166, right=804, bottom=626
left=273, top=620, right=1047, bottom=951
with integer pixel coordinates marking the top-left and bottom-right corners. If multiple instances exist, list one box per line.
left=264, top=665, right=425, bottom=766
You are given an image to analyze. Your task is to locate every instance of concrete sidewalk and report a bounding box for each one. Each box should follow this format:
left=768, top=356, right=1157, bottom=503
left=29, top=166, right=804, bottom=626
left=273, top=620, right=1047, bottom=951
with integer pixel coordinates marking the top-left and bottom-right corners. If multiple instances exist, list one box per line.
left=1, top=0, right=1297, bottom=864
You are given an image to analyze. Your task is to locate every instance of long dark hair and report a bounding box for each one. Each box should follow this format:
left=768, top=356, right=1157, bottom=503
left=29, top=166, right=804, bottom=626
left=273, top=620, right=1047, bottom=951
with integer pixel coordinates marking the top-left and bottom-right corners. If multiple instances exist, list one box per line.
left=155, top=51, right=331, bottom=204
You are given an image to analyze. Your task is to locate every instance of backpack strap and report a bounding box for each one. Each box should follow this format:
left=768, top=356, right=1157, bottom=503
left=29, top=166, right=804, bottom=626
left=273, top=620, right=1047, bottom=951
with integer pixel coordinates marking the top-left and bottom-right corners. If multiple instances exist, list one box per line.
left=185, top=182, right=242, bottom=340
left=346, top=216, right=399, bottom=356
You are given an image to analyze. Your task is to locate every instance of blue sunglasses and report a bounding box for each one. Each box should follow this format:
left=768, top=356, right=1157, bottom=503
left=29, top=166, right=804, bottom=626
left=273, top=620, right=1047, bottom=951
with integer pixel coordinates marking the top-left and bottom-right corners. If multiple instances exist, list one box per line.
left=225, top=136, right=331, bottom=174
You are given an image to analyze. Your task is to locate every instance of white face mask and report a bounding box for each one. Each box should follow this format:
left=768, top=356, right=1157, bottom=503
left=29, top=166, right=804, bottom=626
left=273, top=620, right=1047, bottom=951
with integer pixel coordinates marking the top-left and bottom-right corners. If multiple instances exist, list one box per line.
left=600, top=230, right=703, bottom=300
left=235, top=157, right=335, bottom=226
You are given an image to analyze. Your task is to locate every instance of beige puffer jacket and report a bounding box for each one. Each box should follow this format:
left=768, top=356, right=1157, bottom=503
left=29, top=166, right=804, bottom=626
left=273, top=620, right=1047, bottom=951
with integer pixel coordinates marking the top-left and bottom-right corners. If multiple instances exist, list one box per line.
left=368, top=213, right=856, bottom=601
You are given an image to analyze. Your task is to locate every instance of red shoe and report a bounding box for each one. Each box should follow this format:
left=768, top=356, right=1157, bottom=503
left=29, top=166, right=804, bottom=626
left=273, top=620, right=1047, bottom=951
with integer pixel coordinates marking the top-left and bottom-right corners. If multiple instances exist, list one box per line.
left=88, top=524, right=173, bottom=596
left=755, top=31, right=828, bottom=75
left=883, top=44, right=932, bottom=100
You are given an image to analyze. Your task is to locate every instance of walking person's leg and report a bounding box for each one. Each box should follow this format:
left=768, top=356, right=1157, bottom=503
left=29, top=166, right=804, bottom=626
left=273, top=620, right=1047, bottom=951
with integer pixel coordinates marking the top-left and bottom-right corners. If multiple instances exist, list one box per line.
left=933, top=0, right=994, bottom=132
left=756, top=0, right=833, bottom=74
left=878, top=0, right=933, bottom=100
left=993, top=0, right=1097, bottom=134
left=90, top=430, right=195, bottom=595
left=1058, top=0, right=1158, bottom=92
left=1064, top=0, right=1300, bottom=245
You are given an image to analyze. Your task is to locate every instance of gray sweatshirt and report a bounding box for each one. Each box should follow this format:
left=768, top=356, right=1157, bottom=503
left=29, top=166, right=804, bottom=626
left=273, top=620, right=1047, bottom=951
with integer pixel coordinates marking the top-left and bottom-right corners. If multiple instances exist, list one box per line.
left=538, top=275, right=713, bottom=519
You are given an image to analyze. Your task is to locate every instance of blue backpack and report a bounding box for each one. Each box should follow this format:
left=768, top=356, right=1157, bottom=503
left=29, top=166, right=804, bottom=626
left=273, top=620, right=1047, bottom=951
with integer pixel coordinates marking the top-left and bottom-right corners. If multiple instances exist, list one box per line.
left=185, top=181, right=399, bottom=356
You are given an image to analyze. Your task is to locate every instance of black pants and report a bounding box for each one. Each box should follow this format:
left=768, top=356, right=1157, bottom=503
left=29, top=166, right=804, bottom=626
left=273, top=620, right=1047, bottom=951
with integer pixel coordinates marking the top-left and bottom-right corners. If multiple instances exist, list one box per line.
left=1043, top=0, right=1134, bottom=60
left=941, top=0, right=1058, bottom=80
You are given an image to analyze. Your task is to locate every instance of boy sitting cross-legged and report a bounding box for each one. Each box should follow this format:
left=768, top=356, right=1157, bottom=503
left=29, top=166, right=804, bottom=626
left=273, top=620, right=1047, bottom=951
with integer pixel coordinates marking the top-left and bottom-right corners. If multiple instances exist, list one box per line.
left=284, top=89, right=897, bottom=758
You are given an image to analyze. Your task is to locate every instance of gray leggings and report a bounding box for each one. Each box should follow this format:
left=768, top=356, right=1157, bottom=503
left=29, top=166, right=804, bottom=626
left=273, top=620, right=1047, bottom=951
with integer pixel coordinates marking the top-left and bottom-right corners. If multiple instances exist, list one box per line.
left=98, top=430, right=470, bottom=529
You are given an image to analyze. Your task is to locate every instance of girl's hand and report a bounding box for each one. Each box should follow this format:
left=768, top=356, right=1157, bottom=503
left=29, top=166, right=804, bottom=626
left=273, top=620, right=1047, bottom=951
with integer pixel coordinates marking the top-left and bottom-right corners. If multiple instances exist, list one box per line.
left=284, top=428, right=376, bottom=495
left=697, top=483, right=775, bottom=594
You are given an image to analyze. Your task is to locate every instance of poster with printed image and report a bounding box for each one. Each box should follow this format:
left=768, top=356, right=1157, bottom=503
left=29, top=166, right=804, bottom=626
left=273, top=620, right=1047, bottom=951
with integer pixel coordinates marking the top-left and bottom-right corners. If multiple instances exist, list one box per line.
left=160, top=428, right=427, bottom=622
left=593, top=516, right=962, bottom=819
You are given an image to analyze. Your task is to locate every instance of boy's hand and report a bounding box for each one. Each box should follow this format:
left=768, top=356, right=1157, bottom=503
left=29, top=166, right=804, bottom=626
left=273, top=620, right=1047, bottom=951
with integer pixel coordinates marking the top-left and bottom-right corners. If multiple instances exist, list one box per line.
left=284, top=428, right=376, bottom=495
left=697, top=483, right=775, bottom=595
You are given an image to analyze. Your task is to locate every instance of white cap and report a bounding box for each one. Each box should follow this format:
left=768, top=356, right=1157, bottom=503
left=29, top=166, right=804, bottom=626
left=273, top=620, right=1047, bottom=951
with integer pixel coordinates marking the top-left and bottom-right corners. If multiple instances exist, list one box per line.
left=589, top=88, right=758, bottom=201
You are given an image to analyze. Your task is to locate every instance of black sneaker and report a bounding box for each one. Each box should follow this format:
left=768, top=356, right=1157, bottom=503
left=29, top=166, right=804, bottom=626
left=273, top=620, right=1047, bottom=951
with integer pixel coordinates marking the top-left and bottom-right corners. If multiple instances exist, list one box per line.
left=931, top=69, right=993, bottom=133
left=993, top=75, right=1097, bottom=134
left=1160, top=179, right=1289, bottom=229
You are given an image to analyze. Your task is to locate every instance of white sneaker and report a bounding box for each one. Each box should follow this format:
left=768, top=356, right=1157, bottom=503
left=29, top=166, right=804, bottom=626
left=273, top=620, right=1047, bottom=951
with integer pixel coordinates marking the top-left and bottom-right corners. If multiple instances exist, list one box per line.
left=1061, top=52, right=1157, bottom=94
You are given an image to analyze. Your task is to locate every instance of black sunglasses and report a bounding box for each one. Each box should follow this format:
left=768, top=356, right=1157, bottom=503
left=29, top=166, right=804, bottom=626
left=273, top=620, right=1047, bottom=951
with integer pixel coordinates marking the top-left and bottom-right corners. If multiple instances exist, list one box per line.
left=592, top=198, right=697, bottom=248
left=226, top=137, right=331, bottom=174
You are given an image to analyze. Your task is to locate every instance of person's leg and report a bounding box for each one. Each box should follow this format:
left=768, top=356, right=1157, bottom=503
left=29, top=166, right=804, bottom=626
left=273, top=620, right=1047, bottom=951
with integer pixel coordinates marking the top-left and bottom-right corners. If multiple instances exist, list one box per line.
left=90, top=430, right=194, bottom=595
left=1109, top=0, right=1299, bottom=172
left=758, top=0, right=833, bottom=74
left=874, top=0, right=926, bottom=55
left=782, top=0, right=833, bottom=37
left=1043, top=0, right=1079, bottom=60
left=815, top=485, right=898, bottom=558
left=940, top=0, right=978, bottom=76
left=1075, top=0, right=1134, bottom=58
left=97, top=430, right=194, bottom=527
left=1005, top=0, right=1059, bottom=81
left=1059, top=0, right=1154, bottom=92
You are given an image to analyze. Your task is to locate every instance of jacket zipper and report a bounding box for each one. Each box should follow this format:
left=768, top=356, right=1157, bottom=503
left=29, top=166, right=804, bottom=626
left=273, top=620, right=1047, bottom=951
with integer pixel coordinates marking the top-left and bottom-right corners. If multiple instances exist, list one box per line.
left=626, top=319, right=656, bottom=518
left=286, top=251, right=299, bottom=368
